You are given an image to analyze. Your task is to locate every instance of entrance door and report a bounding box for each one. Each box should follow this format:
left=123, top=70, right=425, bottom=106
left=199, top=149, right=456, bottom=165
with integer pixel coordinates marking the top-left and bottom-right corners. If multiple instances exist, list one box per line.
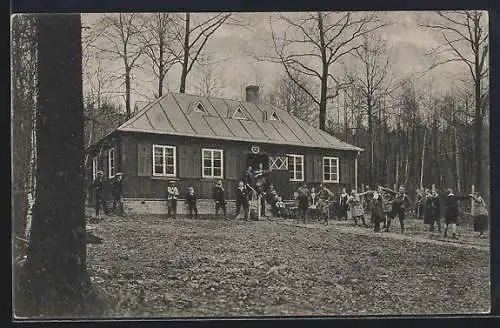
left=246, top=153, right=269, bottom=171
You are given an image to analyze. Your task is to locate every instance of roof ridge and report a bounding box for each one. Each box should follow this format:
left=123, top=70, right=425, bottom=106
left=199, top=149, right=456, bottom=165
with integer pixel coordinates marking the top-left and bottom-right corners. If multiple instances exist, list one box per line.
left=114, top=91, right=363, bottom=152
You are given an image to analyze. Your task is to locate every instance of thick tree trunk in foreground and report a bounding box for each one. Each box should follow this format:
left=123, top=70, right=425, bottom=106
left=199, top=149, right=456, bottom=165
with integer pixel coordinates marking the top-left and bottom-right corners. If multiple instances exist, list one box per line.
left=19, top=14, right=89, bottom=317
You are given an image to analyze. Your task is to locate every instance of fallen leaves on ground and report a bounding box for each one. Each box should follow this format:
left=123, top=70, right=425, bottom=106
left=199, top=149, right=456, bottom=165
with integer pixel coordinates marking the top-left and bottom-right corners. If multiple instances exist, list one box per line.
left=86, top=214, right=490, bottom=317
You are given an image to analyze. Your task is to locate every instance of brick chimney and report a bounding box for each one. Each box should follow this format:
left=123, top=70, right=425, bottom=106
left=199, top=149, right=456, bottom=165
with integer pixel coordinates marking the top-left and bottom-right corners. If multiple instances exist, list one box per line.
left=245, top=85, right=260, bottom=103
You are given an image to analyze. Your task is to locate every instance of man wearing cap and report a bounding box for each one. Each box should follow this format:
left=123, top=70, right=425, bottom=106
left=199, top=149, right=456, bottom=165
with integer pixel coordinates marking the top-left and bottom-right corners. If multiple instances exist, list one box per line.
left=166, top=180, right=179, bottom=219
left=91, top=170, right=109, bottom=219
left=111, top=172, right=124, bottom=216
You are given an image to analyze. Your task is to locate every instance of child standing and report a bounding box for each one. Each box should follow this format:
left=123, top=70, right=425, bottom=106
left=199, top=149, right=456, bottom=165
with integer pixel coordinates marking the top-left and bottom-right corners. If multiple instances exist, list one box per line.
left=213, top=180, right=227, bottom=220
left=234, top=181, right=250, bottom=221
left=185, top=186, right=198, bottom=220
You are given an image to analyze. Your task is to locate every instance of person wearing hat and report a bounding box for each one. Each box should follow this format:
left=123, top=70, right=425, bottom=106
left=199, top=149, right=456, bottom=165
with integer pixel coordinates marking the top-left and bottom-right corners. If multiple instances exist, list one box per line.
left=91, top=170, right=109, bottom=219
left=166, top=180, right=179, bottom=220
left=213, top=180, right=227, bottom=220
left=111, top=172, right=124, bottom=216
left=443, top=188, right=470, bottom=239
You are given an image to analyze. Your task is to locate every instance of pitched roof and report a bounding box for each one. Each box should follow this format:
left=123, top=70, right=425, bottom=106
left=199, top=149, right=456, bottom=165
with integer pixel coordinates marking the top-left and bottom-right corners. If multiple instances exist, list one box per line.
left=117, top=92, right=363, bottom=152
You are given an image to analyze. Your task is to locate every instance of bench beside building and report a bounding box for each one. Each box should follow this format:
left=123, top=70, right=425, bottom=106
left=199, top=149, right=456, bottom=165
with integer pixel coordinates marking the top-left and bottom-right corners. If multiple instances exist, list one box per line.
left=86, top=86, right=363, bottom=215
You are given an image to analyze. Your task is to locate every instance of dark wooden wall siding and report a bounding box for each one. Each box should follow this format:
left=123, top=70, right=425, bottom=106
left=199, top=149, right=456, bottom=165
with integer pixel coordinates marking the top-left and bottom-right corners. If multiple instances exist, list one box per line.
left=109, top=132, right=358, bottom=200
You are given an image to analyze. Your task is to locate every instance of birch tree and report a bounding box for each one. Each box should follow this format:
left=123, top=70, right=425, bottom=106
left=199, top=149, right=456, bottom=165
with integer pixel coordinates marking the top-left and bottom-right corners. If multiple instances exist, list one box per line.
left=263, top=12, right=387, bottom=131
left=344, top=34, right=393, bottom=186
left=11, top=14, right=38, bottom=248
left=419, top=10, right=489, bottom=194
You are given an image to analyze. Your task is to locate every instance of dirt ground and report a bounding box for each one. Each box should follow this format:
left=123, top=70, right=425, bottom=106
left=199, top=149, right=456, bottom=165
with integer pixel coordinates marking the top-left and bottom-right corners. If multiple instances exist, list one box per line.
left=85, top=212, right=490, bottom=317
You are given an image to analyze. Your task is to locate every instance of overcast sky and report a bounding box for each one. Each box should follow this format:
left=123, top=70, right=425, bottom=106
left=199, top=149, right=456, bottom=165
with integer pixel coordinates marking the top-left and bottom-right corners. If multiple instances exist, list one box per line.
left=82, top=11, right=485, bottom=111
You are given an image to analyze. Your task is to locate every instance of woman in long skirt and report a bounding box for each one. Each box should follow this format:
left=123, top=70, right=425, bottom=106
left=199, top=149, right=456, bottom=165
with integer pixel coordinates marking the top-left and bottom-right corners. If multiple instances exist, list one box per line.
left=471, top=192, right=489, bottom=237
left=349, top=189, right=369, bottom=227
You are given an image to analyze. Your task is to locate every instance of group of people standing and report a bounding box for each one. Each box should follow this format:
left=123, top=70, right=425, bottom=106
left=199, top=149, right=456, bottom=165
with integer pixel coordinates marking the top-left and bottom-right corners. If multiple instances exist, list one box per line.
left=162, top=163, right=287, bottom=222
left=89, top=166, right=489, bottom=239
left=90, top=170, right=124, bottom=219
left=416, top=188, right=489, bottom=238
left=292, top=183, right=489, bottom=239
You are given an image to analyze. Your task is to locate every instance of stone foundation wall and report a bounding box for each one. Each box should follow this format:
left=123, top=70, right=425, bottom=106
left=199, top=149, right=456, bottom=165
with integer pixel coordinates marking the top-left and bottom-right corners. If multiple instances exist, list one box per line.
left=123, top=198, right=240, bottom=215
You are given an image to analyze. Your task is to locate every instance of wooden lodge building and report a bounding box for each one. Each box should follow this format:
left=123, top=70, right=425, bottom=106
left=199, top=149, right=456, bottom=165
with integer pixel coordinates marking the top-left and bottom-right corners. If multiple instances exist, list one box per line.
left=86, top=86, right=363, bottom=214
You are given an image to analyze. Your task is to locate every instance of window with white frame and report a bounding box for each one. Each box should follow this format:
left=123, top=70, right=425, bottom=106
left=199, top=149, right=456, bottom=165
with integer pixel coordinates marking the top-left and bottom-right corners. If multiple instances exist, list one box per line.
left=108, top=148, right=115, bottom=178
left=202, top=148, right=223, bottom=178
left=323, top=157, right=339, bottom=183
left=92, top=156, right=98, bottom=180
left=153, top=145, right=176, bottom=177
left=287, top=154, right=304, bottom=181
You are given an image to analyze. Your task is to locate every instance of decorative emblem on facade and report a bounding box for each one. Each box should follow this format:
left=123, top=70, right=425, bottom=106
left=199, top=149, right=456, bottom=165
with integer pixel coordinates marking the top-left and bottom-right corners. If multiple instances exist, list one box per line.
left=251, top=145, right=260, bottom=153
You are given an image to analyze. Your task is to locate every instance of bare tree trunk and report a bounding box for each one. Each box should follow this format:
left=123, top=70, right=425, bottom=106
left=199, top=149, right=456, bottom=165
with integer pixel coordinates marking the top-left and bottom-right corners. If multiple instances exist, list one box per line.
left=125, top=66, right=131, bottom=118
left=179, top=13, right=190, bottom=93
left=420, top=128, right=427, bottom=189
left=395, top=153, right=399, bottom=187
left=20, top=14, right=90, bottom=317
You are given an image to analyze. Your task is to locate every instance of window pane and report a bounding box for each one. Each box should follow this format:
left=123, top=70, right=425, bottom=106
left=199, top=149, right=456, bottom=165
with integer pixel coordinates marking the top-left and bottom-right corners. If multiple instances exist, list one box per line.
left=165, top=148, right=174, bottom=156
left=203, top=158, right=212, bottom=168
left=213, top=159, right=222, bottom=168
left=214, top=151, right=222, bottom=160
left=166, top=165, right=174, bottom=175
left=297, top=171, right=303, bottom=180
left=213, top=168, right=221, bottom=177
left=324, top=173, right=329, bottom=181
left=203, top=150, right=211, bottom=158
left=154, top=165, right=164, bottom=174
left=204, top=168, right=212, bottom=176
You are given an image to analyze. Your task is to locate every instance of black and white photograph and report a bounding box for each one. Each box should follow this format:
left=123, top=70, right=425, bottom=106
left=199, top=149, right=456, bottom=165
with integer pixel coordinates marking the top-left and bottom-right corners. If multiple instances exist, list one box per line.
left=11, top=9, right=491, bottom=318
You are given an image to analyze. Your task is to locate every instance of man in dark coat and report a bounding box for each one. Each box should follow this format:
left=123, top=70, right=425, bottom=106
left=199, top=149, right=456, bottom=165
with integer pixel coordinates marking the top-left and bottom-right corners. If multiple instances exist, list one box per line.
left=443, top=188, right=469, bottom=239
left=213, top=179, right=227, bottom=220
left=91, top=170, right=109, bottom=219
left=234, top=181, right=250, bottom=221
left=111, top=172, right=124, bottom=216
left=185, top=186, right=198, bottom=220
